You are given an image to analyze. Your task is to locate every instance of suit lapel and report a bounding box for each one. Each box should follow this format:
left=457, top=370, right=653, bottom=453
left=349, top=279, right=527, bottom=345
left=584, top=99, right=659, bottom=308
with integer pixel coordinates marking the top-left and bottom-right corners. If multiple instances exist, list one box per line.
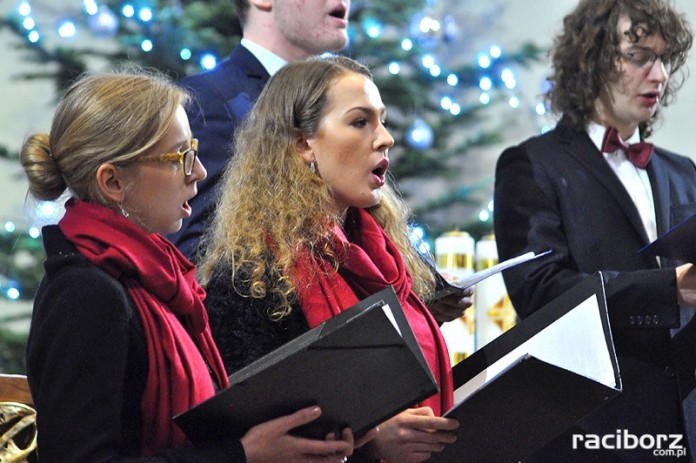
left=646, top=154, right=670, bottom=236
left=220, top=45, right=271, bottom=120
left=231, top=45, right=271, bottom=90
left=557, top=123, right=650, bottom=244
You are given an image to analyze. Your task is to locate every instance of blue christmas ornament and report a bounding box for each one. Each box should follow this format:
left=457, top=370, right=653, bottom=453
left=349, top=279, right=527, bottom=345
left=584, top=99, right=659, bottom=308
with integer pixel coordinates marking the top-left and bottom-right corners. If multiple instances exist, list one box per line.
left=406, top=118, right=434, bottom=150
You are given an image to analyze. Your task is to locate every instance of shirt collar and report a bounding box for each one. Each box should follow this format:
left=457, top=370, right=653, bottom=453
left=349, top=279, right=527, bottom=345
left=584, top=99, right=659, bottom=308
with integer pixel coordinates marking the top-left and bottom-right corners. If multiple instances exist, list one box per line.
left=588, top=121, right=641, bottom=153
left=241, top=38, right=287, bottom=76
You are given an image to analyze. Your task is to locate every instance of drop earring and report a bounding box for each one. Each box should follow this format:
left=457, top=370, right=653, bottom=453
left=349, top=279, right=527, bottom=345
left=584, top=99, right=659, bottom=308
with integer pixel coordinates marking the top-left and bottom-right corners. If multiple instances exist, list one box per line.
left=309, top=160, right=316, bottom=174
left=118, top=203, right=130, bottom=218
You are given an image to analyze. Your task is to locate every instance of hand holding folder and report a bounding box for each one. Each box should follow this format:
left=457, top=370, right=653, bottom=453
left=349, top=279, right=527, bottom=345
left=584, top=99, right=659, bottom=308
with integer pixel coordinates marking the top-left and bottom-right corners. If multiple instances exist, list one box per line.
left=174, top=287, right=438, bottom=443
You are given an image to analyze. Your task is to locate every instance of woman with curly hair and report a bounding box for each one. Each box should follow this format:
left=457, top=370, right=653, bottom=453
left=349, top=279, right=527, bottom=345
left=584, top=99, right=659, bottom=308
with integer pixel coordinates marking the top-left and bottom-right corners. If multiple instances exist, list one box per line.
left=199, top=55, right=460, bottom=463
left=20, top=69, right=358, bottom=463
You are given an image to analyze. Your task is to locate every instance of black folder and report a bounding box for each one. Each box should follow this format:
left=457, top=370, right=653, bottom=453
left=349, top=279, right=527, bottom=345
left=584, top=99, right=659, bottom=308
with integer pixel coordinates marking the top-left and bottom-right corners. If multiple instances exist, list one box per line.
left=174, top=286, right=438, bottom=443
left=640, top=211, right=696, bottom=262
left=430, top=273, right=622, bottom=463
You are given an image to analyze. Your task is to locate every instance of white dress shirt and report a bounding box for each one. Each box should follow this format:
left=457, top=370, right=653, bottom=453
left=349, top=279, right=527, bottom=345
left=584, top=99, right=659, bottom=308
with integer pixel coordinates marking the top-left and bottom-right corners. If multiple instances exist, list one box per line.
left=587, top=121, right=657, bottom=242
left=240, top=38, right=287, bottom=76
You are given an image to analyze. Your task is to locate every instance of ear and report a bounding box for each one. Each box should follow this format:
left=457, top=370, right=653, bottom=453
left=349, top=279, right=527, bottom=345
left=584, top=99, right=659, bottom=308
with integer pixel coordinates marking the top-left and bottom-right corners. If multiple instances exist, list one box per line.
left=95, top=163, right=128, bottom=204
left=295, top=133, right=316, bottom=165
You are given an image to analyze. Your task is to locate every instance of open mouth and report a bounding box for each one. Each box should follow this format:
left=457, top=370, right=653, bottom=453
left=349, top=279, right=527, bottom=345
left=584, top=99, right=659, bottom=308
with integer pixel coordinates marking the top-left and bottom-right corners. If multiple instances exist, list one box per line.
left=372, top=159, right=389, bottom=178
left=329, top=4, right=347, bottom=20
left=641, top=91, right=659, bottom=99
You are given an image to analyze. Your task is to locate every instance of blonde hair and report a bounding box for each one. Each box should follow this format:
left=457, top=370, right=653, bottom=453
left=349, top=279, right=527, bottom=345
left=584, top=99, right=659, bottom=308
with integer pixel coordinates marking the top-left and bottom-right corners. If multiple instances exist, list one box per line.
left=20, top=68, right=190, bottom=206
left=198, top=55, right=435, bottom=318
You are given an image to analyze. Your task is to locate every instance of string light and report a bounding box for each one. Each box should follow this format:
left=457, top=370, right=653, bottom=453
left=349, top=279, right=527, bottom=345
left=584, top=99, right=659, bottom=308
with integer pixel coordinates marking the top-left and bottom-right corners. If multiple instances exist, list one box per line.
left=6, top=288, right=20, bottom=301
left=138, top=7, right=153, bottom=22
left=501, top=68, right=516, bottom=89
left=477, top=54, right=491, bottom=69
left=200, top=53, right=217, bottom=70
left=122, top=4, right=135, bottom=18
left=57, top=20, right=77, bottom=38
left=388, top=61, right=400, bottom=75
left=535, top=102, right=547, bottom=115
left=440, top=96, right=452, bottom=110
left=18, top=1, right=31, bottom=16
left=22, top=17, right=35, bottom=30
left=83, top=0, right=98, bottom=15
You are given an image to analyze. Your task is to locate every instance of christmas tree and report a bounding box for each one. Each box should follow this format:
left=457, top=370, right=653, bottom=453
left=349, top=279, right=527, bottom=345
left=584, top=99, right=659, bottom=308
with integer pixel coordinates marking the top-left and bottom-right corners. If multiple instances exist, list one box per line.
left=0, top=0, right=542, bottom=305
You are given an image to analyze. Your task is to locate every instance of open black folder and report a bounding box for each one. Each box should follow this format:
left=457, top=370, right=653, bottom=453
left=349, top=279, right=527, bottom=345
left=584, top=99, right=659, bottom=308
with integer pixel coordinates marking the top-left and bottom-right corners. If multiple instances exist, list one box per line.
left=640, top=211, right=696, bottom=262
left=174, top=286, right=438, bottom=443
left=430, top=273, right=622, bottom=463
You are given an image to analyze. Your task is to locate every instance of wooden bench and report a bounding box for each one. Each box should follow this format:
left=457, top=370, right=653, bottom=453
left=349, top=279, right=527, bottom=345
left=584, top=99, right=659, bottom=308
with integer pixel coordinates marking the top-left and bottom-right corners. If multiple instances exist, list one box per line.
left=0, top=373, right=33, bottom=405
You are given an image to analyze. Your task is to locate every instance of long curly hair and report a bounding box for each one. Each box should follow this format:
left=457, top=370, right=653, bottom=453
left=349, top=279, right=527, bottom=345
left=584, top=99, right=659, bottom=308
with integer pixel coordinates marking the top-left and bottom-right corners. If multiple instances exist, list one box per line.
left=198, top=55, right=435, bottom=319
left=546, top=0, right=692, bottom=137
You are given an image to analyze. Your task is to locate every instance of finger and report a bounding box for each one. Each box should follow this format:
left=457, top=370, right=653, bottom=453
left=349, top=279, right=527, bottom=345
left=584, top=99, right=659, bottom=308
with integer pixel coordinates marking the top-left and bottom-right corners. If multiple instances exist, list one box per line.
left=272, top=406, right=322, bottom=434
left=418, top=417, right=460, bottom=432
left=405, top=406, right=436, bottom=417
left=355, top=426, right=378, bottom=448
left=400, top=415, right=459, bottom=432
left=296, top=437, right=352, bottom=457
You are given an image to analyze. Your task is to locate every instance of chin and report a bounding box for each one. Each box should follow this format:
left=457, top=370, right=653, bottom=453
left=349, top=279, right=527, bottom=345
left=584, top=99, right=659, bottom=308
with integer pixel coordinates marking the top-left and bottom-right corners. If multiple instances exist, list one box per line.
left=366, top=194, right=382, bottom=208
left=164, top=221, right=183, bottom=235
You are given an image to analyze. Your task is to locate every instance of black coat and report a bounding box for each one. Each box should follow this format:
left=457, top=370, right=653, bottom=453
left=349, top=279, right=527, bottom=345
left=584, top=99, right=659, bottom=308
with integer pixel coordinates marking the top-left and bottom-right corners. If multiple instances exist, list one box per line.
left=494, top=121, right=696, bottom=462
left=26, top=226, right=245, bottom=462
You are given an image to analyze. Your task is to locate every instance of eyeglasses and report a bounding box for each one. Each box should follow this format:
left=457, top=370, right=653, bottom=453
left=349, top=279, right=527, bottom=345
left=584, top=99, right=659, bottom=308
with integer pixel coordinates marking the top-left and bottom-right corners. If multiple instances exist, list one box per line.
left=141, top=138, right=199, bottom=176
left=620, top=49, right=672, bottom=73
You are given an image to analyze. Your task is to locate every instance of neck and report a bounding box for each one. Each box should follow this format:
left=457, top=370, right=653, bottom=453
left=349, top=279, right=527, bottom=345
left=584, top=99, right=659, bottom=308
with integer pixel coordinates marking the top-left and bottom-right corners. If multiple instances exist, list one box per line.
left=591, top=106, right=638, bottom=141
left=244, top=26, right=313, bottom=62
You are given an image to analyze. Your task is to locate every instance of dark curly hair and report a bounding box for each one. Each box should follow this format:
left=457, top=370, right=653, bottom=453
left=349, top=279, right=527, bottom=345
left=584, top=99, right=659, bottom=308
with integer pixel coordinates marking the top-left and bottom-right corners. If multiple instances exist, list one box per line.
left=546, top=0, right=692, bottom=137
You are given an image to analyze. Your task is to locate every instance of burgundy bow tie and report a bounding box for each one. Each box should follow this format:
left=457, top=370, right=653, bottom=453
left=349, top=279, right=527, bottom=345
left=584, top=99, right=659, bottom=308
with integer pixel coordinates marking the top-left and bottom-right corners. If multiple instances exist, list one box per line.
left=601, top=126, right=654, bottom=169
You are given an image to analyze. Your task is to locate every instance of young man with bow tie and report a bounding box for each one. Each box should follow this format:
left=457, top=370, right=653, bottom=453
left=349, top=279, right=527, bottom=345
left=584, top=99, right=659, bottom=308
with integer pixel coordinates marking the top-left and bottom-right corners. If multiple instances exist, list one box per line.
left=494, top=0, right=696, bottom=461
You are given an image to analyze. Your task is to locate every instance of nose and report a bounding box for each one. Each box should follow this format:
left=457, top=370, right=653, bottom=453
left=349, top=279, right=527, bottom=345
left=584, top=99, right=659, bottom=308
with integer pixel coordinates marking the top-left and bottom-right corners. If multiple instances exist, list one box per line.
left=648, top=57, right=669, bottom=82
left=375, top=123, right=395, bottom=155
left=189, top=155, right=207, bottom=182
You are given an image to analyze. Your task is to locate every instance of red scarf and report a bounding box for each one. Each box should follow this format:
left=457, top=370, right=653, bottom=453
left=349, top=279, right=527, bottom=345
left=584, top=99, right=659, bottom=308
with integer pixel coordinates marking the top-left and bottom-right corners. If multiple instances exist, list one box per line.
left=59, top=199, right=228, bottom=455
left=294, top=208, right=453, bottom=415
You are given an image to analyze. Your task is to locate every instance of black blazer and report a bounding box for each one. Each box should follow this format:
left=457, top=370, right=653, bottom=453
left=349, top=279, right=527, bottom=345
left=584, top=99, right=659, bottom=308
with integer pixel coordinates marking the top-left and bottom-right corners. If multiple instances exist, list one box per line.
left=494, top=120, right=696, bottom=462
left=168, top=45, right=271, bottom=259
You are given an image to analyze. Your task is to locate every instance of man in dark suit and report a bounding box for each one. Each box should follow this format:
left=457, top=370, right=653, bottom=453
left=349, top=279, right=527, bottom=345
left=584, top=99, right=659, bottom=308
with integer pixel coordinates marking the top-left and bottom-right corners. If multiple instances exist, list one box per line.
left=169, top=0, right=351, bottom=259
left=494, top=0, right=696, bottom=461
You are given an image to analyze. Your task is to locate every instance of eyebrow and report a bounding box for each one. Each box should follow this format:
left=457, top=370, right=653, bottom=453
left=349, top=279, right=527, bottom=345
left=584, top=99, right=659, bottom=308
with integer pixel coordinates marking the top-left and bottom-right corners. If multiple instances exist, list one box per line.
left=346, top=106, right=387, bottom=118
